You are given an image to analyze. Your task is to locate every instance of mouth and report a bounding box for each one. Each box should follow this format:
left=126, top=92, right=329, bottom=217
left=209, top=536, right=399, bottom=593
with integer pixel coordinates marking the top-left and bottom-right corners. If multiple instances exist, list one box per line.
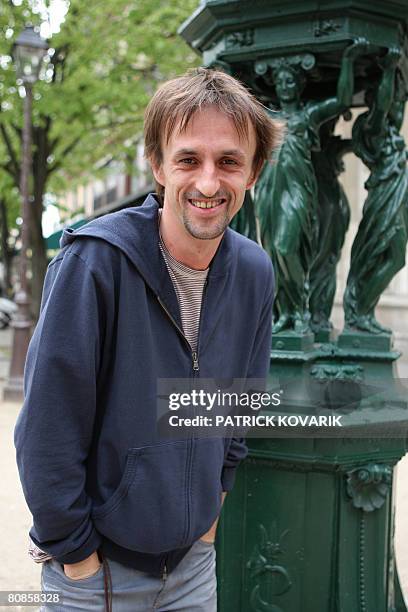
left=188, top=198, right=226, bottom=210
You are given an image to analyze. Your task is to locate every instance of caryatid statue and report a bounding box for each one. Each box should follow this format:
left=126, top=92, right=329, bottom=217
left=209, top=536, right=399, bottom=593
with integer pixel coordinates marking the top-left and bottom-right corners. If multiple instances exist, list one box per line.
left=254, top=40, right=368, bottom=335
left=343, top=47, right=408, bottom=334
left=309, top=117, right=352, bottom=336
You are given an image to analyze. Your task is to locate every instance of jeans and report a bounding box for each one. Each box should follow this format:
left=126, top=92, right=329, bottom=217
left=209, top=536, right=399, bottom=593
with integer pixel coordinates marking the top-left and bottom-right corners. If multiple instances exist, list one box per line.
left=40, top=539, right=217, bottom=611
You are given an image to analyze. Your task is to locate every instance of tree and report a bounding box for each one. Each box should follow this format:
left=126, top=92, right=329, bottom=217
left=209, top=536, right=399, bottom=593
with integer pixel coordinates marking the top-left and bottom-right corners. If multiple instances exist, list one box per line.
left=0, top=0, right=199, bottom=316
left=0, top=171, right=19, bottom=294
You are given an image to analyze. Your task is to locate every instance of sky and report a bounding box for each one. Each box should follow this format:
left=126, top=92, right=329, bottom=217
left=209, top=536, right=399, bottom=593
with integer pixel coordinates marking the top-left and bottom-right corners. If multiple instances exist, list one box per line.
left=39, top=0, right=69, bottom=39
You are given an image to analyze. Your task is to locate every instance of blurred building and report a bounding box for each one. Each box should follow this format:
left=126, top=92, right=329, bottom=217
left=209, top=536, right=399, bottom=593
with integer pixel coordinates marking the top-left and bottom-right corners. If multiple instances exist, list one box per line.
left=57, top=143, right=151, bottom=223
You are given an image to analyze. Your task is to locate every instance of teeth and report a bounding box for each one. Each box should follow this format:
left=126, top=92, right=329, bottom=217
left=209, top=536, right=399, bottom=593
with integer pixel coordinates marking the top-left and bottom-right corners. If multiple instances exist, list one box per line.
left=190, top=199, right=223, bottom=209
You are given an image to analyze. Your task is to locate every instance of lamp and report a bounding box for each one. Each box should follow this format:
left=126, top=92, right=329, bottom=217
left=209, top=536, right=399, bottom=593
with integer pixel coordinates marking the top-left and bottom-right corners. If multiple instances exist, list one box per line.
left=4, top=26, right=48, bottom=401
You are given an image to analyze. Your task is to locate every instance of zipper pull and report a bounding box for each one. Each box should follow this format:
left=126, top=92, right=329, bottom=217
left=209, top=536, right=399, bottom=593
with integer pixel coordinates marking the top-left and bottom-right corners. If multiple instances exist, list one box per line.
left=192, top=351, right=199, bottom=372
left=162, top=564, right=168, bottom=581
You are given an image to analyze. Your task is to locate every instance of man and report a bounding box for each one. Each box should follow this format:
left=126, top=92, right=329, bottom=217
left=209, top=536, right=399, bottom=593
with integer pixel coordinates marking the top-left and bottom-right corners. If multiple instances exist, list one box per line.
left=15, top=68, right=281, bottom=611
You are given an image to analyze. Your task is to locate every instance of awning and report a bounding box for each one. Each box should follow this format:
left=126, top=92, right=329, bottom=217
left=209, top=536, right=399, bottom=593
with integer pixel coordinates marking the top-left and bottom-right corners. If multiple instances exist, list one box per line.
left=45, top=218, right=89, bottom=250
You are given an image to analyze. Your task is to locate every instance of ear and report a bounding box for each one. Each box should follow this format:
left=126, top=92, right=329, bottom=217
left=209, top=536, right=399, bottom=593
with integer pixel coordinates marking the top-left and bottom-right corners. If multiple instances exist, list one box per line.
left=246, top=161, right=263, bottom=190
left=149, top=158, right=165, bottom=189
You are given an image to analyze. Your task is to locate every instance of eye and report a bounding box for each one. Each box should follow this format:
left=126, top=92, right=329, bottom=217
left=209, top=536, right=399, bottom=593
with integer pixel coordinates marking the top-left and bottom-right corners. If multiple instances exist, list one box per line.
left=179, top=158, right=197, bottom=165
left=221, top=158, right=238, bottom=166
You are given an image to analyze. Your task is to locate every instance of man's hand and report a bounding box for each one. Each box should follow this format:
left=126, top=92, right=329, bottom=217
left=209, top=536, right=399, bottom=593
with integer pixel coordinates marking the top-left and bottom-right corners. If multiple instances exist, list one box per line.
left=199, top=492, right=227, bottom=543
left=63, top=551, right=101, bottom=580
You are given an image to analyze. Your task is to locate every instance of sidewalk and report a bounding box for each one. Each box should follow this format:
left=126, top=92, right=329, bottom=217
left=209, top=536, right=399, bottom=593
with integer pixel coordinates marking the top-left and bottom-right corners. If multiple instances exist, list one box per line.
left=0, top=330, right=40, bottom=610
left=0, top=329, right=407, bottom=607
left=0, top=400, right=41, bottom=608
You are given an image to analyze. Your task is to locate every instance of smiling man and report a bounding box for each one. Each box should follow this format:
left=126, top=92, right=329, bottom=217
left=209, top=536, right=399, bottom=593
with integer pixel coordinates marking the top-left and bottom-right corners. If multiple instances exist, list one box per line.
left=15, top=68, right=282, bottom=611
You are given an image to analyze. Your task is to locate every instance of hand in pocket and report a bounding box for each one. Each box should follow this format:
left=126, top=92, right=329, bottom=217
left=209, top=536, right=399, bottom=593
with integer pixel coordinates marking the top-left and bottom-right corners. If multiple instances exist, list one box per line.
left=63, top=551, right=101, bottom=580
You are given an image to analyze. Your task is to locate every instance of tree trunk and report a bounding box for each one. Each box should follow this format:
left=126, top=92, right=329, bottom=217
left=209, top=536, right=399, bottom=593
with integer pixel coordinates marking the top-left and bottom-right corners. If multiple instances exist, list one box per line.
left=30, top=125, right=49, bottom=320
left=0, top=199, right=13, bottom=295
left=29, top=193, right=48, bottom=319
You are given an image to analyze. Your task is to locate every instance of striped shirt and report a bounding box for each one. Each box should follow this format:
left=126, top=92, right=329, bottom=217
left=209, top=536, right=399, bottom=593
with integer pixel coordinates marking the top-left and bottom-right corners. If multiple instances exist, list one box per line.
left=159, top=233, right=208, bottom=353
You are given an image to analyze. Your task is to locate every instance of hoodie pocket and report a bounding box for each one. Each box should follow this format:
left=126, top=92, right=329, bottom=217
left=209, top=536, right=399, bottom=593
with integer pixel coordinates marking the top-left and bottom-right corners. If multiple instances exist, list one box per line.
left=91, top=440, right=189, bottom=554
left=188, top=437, right=224, bottom=543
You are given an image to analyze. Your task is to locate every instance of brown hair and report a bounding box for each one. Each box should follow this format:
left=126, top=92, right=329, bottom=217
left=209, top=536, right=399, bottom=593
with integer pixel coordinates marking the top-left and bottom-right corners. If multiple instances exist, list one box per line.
left=144, top=67, right=284, bottom=199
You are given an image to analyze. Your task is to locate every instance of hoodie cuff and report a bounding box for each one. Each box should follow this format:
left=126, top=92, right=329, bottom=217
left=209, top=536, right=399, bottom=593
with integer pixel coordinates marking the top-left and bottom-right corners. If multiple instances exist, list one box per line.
left=54, top=528, right=102, bottom=565
left=221, top=466, right=238, bottom=492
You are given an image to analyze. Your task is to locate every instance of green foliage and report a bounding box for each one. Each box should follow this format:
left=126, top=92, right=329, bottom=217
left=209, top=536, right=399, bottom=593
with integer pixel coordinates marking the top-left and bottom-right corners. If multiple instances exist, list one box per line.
left=0, top=172, right=19, bottom=229
left=44, top=0, right=199, bottom=188
left=0, top=0, right=200, bottom=199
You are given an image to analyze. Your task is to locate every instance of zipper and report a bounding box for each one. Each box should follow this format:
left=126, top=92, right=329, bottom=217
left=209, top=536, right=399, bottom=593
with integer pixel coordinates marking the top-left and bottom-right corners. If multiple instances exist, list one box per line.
left=156, top=279, right=208, bottom=546
left=156, top=294, right=200, bottom=373
left=183, top=278, right=207, bottom=543
left=192, top=277, right=208, bottom=376
left=126, top=255, right=208, bottom=374
left=162, top=563, right=168, bottom=581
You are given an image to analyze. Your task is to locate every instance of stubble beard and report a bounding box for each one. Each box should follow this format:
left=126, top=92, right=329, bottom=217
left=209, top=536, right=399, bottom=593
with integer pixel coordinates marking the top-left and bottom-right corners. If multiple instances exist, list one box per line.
left=182, top=199, right=231, bottom=241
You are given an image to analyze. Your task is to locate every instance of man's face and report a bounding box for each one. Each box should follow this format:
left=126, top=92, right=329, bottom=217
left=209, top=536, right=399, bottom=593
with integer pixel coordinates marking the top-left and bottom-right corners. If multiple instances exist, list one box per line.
left=151, top=106, right=258, bottom=241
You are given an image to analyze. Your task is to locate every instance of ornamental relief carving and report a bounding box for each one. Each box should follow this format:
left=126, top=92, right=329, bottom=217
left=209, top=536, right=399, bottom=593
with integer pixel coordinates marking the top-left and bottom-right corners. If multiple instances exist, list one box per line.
left=346, top=463, right=392, bottom=512
left=247, top=522, right=293, bottom=611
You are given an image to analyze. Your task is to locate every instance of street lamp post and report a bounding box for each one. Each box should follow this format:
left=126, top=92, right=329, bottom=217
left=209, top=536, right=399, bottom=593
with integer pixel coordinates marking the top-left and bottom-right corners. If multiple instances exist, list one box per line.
left=3, top=26, right=48, bottom=401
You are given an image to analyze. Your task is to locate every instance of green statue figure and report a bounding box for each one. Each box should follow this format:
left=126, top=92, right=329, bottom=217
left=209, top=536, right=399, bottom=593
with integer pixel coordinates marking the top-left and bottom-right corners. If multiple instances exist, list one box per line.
left=309, top=117, right=352, bottom=336
left=229, top=190, right=258, bottom=242
left=254, top=40, right=368, bottom=335
left=343, top=47, right=408, bottom=334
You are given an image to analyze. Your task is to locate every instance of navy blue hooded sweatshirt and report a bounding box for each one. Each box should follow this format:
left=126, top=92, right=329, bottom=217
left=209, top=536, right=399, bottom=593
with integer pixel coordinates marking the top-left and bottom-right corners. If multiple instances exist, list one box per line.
left=14, top=194, right=274, bottom=576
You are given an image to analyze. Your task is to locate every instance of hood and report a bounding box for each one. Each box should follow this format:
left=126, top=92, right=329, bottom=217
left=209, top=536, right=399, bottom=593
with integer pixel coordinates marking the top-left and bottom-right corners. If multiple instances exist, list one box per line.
left=60, top=193, right=234, bottom=329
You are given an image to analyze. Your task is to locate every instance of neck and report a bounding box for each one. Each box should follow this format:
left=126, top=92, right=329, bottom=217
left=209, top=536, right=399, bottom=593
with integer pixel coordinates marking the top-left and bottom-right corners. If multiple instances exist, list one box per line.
left=159, top=206, right=223, bottom=270
left=281, top=100, right=299, bottom=113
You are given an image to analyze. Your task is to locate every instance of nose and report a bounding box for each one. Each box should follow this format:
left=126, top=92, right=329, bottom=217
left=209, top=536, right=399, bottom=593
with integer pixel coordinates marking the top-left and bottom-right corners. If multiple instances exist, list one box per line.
left=195, top=162, right=220, bottom=198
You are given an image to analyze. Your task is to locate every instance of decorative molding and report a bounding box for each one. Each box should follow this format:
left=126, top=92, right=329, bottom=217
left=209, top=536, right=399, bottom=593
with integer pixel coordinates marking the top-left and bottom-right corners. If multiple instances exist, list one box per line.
left=226, top=29, right=254, bottom=48
left=314, top=19, right=342, bottom=37
left=255, top=53, right=315, bottom=77
left=310, top=363, right=364, bottom=382
left=247, top=522, right=292, bottom=611
left=346, top=463, right=392, bottom=512
left=358, top=513, right=368, bottom=612
left=247, top=457, right=332, bottom=472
